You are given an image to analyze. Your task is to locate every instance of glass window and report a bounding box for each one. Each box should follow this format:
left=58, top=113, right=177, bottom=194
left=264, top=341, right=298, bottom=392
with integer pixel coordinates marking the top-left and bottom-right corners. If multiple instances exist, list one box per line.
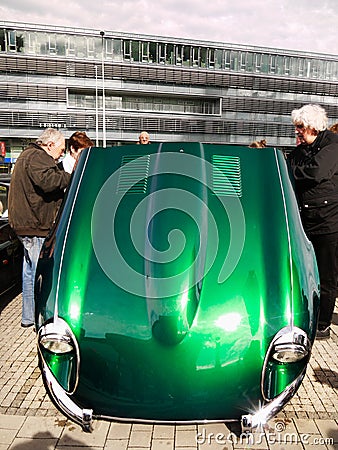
left=131, top=40, right=140, bottom=62
left=224, top=50, right=231, bottom=69
left=36, top=32, right=47, bottom=55
left=74, top=35, right=86, bottom=58
left=230, top=51, right=239, bottom=70
left=7, top=30, right=17, bottom=51
left=261, top=54, right=269, bottom=73
left=215, top=49, right=223, bottom=69
left=200, top=47, right=207, bottom=68
left=254, top=53, right=262, bottom=72
left=68, top=89, right=220, bottom=116
left=123, top=40, right=131, bottom=60
left=166, top=43, right=174, bottom=64
left=208, top=48, right=215, bottom=68
left=192, top=46, right=200, bottom=67
left=49, top=34, right=57, bottom=55
left=96, top=36, right=104, bottom=59
left=23, top=31, right=37, bottom=55
left=316, top=60, right=325, bottom=79
left=275, top=56, right=284, bottom=75
left=141, top=41, right=149, bottom=62
left=66, top=36, right=75, bottom=56
left=105, top=38, right=114, bottom=60
left=149, top=41, right=156, bottom=63
left=240, top=52, right=246, bottom=70
left=1, top=25, right=336, bottom=82
left=87, top=37, right=95, bottom=58
left=56, top=35, right=66, bottom=56
left=311, top=59, right=319, bottom=78
left=175, top=44, right=183, bottom=65
left=0, top=29, right=5, bottom=52
left=113, top=39, right=123, bottom=61
left=269, top=55, right=276, bottom=73
left=158, top=42, right=166, bottom=63
left=284, top=56, right=290, bottom=75
left=324, top=60, right=332, bottom=80
left=297, top=58, right=304, bottom=76
left=246, top=52, right=253, bottom=72
left=183, top=45, right=190, bottom=66
left=24, top=31, right=38, bottom=54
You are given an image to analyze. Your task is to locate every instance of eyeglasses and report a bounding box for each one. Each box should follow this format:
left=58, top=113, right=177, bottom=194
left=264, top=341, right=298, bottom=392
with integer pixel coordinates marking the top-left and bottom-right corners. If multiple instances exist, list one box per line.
left=295, top=124, right=305, bottom=130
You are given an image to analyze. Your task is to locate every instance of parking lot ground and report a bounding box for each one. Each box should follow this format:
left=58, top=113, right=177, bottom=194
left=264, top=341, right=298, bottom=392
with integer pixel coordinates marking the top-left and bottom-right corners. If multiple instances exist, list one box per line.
left=0, top=292, right=337, bottom=449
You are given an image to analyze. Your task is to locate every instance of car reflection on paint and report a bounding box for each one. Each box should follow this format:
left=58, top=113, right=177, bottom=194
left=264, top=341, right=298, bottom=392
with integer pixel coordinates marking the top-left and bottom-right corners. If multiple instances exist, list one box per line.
left=35, top=142, right=319, bottom=432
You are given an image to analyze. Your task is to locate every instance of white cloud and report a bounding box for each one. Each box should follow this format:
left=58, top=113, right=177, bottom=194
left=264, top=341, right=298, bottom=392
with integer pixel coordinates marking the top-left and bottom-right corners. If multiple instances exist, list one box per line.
left=0, top=0, right=337, bottom=55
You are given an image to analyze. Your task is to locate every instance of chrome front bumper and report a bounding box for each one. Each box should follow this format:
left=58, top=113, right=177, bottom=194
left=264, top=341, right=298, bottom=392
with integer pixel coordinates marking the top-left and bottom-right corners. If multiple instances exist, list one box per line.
left=42, top=360, right=93, bottom=432
left=241, top=368, right=306, bottom=431
left=41, top=352, right=306, bottom=433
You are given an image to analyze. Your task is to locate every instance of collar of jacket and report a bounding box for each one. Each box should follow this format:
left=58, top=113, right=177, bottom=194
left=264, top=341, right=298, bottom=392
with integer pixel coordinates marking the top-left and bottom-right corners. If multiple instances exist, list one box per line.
left=309, top=130, right=330, bottom=150
left=296, top=130, right=330, bottom=157
left=21, top=142, right=45, bottom=153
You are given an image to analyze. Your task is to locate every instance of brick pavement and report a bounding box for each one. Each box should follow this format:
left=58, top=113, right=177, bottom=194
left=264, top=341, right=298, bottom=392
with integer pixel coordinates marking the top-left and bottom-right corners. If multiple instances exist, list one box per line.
left=0, top=291, right=337, bottom=449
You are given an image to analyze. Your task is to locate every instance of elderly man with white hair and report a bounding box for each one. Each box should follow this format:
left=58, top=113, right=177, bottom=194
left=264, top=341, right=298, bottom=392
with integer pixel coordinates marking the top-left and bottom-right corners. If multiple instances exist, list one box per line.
left=8, top=128, right=72, bottom=329
left=138, top=131, right=151, bottom=144
left=289, top=104, right=338, bottom=340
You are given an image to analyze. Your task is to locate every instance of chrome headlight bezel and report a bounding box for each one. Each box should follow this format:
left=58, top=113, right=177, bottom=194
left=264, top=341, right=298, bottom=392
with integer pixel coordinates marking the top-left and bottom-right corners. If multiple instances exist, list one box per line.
left=37, top=317, right=80, bottom=394
left=261, top=326, right=311, bottom=401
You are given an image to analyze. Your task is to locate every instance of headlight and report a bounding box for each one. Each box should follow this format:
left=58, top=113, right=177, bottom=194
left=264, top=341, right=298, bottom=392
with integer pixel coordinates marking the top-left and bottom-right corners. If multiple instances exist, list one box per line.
left=40, top=334, right=74, bottom=354
left=272, top=343, right=308, bottom=363
left=270, top=328, right=310, bottom=364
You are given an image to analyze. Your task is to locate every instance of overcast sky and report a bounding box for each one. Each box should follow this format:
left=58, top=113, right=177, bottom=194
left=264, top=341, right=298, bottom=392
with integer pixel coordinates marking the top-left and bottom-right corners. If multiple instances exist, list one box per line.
left=1, top=0, right=337, bottom=56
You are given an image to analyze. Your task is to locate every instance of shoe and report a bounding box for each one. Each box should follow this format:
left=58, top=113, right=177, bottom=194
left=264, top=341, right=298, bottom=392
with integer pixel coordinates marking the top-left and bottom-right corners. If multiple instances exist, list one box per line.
left=316, top=326, right=330, bottom=340
left=21, top=322, right=34, bottom=328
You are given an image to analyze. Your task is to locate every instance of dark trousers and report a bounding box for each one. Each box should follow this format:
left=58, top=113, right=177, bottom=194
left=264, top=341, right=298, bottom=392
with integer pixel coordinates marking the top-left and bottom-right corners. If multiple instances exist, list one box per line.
left=309, top=232, right=338, bottom=328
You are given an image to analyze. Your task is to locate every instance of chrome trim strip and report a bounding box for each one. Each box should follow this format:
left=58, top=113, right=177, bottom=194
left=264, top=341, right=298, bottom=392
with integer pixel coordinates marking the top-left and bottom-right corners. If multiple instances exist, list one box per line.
left=95, top=415, right=238, bottom=426
left=55, top=148, right=91, bottom=319
left=274, top=149, right=294, bottom=328
left=41, top=358, right=93, bottom=432
left=241, top=368, right=305, bottom=432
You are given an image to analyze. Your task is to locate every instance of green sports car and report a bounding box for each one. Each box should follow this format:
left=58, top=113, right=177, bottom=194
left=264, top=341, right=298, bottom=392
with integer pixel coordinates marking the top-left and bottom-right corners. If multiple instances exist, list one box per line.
left=35, top=142, right=319, bottom=432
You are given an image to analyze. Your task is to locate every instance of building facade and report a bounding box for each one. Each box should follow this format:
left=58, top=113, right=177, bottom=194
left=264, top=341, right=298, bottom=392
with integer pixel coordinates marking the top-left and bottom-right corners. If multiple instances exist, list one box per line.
left=0, top=21, right=337, bottom=160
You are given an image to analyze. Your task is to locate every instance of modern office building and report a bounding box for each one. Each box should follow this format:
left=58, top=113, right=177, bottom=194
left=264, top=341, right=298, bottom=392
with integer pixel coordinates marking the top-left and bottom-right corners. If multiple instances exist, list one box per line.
left=0, top=20, right=337, bottom=161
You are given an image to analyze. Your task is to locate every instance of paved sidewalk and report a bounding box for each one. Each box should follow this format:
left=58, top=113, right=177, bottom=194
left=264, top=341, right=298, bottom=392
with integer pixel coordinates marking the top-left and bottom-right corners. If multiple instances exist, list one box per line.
left=0, top=291, right=337, bottom=449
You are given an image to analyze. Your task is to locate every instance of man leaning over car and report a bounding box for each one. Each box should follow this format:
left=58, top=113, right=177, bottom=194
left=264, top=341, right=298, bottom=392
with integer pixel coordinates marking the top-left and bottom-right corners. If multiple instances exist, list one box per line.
left=8, top=128, right=72, bottom=328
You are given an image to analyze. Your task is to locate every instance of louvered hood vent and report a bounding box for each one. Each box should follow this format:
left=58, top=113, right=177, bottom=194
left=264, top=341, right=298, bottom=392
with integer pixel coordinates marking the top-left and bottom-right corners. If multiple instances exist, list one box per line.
left=212, top=155, right=242, bottom=197
left=117, top=154, right=150, bottom=194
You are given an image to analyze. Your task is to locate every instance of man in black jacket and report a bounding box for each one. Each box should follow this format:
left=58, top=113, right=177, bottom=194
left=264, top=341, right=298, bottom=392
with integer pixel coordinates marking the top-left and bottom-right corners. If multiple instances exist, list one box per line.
left=289, top=104, right=338, bottom=339
left=8, top=128, right=71, bottom=328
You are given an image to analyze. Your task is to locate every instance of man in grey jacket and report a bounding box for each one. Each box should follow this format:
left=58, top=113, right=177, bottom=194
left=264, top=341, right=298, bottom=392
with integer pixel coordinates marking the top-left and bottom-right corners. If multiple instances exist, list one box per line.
left=289, top=104, right=338, bottom=340
left=8, top=128, right=71, bottom=328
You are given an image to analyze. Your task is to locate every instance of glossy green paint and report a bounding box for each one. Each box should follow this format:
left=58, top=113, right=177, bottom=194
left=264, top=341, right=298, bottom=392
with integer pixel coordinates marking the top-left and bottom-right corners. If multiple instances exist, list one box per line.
left=36, top=143, right=319, bottom=421
left=42, top=351, right=77, bottom=393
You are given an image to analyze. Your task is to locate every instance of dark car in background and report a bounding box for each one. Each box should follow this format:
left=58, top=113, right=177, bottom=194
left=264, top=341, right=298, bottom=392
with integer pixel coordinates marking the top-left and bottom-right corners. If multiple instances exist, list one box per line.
left=0, top=180, right=23, bottom=296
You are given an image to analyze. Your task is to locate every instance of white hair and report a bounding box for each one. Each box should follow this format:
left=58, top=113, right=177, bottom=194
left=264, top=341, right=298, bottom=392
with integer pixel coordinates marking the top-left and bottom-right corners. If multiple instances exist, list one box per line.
left=291, top=104, right=328, bottom=132
left=36, top=128, right=64, bottom=146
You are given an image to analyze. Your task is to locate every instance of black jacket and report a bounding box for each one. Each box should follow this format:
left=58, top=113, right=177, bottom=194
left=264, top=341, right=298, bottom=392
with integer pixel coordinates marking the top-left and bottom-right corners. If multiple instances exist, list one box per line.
left=8, top=143, right=71, bottom=237
left=289, top=130, right=338, bottom=235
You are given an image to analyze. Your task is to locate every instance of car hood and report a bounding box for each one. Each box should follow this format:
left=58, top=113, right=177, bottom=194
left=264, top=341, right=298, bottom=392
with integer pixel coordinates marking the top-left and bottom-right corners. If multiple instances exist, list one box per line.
left=36, top=142, right=318, bottom=419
